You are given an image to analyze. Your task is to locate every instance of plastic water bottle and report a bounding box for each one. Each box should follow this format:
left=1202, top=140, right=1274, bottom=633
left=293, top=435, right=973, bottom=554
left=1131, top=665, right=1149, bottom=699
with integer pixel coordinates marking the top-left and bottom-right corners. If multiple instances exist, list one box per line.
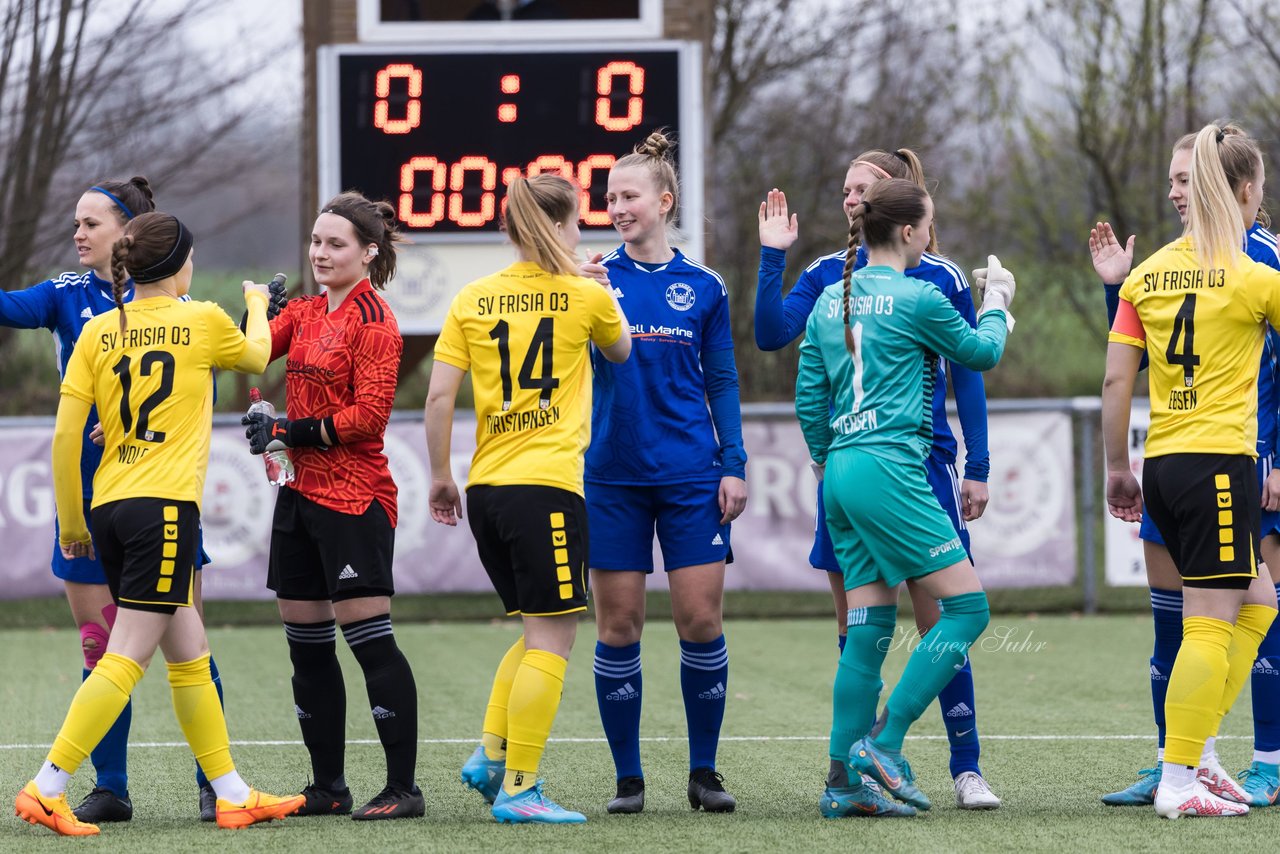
left=248, top=387, right=295, bottom=486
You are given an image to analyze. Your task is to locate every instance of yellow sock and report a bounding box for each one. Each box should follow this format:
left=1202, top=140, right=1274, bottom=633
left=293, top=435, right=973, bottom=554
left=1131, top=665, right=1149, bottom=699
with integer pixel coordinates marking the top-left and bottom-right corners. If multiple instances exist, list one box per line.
left=48, top=653, right=143, bottom=772
left=1165, top=616, right=1233, bottom=766
left=482, top=636, right=526, bottom=761
left=168, top=653, right=235, bottom=779
left=502, top=648, right=567, bottom=796
left=1210, top=604, right=1279, bottom=737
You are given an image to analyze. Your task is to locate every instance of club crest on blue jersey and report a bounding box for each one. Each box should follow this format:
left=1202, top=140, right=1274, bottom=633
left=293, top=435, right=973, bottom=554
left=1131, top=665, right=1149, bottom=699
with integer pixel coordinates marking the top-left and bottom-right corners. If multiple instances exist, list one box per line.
left=666, top=282, right=696, bottom=311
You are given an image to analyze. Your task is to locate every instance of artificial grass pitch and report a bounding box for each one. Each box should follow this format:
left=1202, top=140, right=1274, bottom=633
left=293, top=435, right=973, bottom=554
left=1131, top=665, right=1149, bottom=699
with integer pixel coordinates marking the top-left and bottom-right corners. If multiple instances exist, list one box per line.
left=2, top=614, right=1276, bottom=851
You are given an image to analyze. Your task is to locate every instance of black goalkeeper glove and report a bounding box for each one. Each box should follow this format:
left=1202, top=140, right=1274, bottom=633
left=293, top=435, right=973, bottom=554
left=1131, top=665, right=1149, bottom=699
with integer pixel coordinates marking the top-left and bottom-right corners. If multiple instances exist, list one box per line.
left=267, top=273, right=288, bottom=319
left=242, top=411, right=325, bottom=454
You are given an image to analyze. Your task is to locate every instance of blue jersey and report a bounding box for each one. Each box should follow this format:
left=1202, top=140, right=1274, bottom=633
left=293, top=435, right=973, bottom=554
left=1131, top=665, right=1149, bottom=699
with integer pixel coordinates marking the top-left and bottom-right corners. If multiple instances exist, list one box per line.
left=1103, top=222, right=1280, bottom=457
left=0, top=270, right=132, bottom=497
left=587, top=246, right=745, bottom=485
left=755, top=244, right=990, bottom=480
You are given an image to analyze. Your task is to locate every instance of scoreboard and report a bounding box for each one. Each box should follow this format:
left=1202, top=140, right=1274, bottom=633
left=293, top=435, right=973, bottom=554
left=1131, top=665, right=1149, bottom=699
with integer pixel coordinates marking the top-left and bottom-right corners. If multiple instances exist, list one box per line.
left=317, top=42, right=703, bottom=331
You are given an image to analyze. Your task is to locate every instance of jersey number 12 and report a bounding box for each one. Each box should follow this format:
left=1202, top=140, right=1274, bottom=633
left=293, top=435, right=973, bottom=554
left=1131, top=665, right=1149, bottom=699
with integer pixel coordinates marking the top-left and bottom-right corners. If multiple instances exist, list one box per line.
left=112, top=351, right=175, bottom=443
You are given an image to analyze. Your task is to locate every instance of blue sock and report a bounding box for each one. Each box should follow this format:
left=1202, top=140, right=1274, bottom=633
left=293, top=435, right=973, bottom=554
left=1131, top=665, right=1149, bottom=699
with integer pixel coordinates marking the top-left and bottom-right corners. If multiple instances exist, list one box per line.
left=837, top=633, right=847, bottom=654
left=680, top=635, right=729, bottom=771
left=1150, top=587, right=1183, bottom=750
left=86, top=668, right=131, bottom=797
left=1252, top=585, right=1280, bottom=753
left=938, top=655, right=981, bottom=777
left=193, top=655, right=225, bottom=788
left=594, top=641, right=644, bottom=780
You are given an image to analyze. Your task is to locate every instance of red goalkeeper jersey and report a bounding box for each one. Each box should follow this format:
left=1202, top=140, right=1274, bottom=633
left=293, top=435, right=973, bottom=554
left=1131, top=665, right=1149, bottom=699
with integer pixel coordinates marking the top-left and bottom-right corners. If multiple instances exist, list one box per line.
left=269, top=279, right=402, bottom=525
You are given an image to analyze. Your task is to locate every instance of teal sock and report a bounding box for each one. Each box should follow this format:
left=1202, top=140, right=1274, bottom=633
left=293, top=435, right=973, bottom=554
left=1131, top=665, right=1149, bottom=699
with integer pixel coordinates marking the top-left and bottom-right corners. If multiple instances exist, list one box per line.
left=829, top=605, right=896, bottom=769
left=878, top=591, right=990, bottom=752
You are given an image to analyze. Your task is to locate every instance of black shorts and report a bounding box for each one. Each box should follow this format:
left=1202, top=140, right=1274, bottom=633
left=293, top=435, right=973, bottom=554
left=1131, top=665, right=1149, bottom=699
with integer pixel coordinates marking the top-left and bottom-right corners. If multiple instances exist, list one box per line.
left=1144, top=453, right=1260, bottom=590
left=267, top=487, right=395, bottom=602
left=91, top=498, right=200, bottom=614
left=466, top=485, right=589, bottom=616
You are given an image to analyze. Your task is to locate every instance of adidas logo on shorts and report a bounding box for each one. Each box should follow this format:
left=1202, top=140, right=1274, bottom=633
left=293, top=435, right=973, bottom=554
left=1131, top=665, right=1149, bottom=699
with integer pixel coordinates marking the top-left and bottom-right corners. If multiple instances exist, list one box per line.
left=1255, top=658, right=1280, bottom=676
left=711, top=533, right=724, bottom=546
left=698, top=681, right=727, bottom=701
left=295, top=704, right=311, bottom=719
left=1150, top=663, right=1168, bottom=682
left=945, top=702, right=973, bottom=718
left=606, top=682, right=640, bottom=701
left=372, top=705, right=395, bottom=720
left=338, top=564, right=358, bottom=580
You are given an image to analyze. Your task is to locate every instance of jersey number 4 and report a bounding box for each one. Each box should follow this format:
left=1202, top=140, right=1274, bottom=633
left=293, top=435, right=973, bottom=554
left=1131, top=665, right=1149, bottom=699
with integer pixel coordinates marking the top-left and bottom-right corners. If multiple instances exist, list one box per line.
left=1165, top=293, right=1200, bottom=387
left=111, top=351, right=175, bottom=442
left=489, top=317, right=560, bottom=411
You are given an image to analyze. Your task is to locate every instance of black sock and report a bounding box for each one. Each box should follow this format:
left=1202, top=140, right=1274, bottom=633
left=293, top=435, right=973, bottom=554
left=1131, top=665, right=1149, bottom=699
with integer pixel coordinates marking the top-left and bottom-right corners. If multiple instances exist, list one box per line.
left=284, top=620, right=347, bottom=791
left=342, top=614, right=418, bottom=790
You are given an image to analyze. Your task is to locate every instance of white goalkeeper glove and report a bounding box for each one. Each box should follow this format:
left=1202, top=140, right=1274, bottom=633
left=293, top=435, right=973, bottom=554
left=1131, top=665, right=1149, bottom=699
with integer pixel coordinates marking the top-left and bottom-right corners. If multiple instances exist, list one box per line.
left=972, top=254, right=1016, bottom=331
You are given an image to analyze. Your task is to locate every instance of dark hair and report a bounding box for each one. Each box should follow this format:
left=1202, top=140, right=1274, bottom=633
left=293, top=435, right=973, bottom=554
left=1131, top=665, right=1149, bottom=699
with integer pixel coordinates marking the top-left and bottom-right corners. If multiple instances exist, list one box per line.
left=110, top=212, right=185, bottom=334
left=612, top=129, right=680, bottom=227
left=318, top=192, right=402, bottom=288
left=90, top=176, right=156, bottom=223
left=504, top=175, right=581, bottom=276
left=849, top=148, right=937, bottom=253
left=840, top=179, right=930, bottom=354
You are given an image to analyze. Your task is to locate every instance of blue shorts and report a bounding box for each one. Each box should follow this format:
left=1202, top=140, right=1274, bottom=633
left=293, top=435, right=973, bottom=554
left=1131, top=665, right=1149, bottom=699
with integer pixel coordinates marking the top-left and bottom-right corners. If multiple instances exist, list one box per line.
left=1140, top=454, right=1280, bottom=544
left=585, top=480, right=731, bottom=572
left=53, top=497, right=211, bottom=585
left=811, top=454, right=972, bottom=573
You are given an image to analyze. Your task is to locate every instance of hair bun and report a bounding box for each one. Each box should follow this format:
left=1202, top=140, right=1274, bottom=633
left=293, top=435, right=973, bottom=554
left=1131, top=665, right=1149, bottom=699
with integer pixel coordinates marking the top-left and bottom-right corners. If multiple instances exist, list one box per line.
left=128, top=176, right=154, bottom=205
left=636, top=129, right=673, bottom=160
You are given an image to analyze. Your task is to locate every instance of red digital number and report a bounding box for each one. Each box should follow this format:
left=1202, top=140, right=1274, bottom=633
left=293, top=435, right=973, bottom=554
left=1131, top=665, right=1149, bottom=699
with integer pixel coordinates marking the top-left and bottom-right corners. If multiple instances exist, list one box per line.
left=374, top=64, right=423, bottom=135
left=577, top=154, right=616, bottom=226
left=595, top=61, right=645, bottom=132
left=527, top=155, right=574, bottom=179
left=448, top=156, right=498, bottom=227
left=399, top=156, right=446, bottom=227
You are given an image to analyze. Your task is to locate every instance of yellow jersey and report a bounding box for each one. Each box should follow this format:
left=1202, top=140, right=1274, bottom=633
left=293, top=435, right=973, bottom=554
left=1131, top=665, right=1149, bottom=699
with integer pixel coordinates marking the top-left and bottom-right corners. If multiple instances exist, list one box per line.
left=435, top=262, right=622, bottom=494
left=60, top=293, right=271, bottom=509
left=1110, top=236, right=1280, bottom=457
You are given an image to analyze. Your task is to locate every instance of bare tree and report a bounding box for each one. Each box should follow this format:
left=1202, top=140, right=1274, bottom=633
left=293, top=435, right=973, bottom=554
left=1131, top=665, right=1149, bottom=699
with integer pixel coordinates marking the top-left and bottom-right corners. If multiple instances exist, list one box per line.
left=706, top=0, right=977, bottom=398
left=0, top=0, right=281, bottom=308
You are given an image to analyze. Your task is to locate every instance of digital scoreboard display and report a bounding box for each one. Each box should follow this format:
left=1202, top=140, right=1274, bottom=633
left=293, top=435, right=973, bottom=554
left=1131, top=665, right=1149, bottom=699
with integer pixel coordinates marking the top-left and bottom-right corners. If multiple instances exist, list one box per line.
left=324, top=45, right=693, bottom=238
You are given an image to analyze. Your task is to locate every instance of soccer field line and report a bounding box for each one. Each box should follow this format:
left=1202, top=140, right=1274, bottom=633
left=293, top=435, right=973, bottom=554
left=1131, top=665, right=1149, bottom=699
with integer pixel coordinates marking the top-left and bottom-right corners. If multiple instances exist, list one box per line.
left=0, top=734, right=1244, bottom=750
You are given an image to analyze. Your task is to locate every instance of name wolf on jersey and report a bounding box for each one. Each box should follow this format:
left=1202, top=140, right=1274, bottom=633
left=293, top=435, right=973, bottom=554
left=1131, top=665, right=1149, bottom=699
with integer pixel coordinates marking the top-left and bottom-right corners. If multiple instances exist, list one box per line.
left=117, top=443, right=152, bottom=465
left=832, top=408, right=879, bottom=434
left=99, top=324, right=192, bottom=351
left=485, top=406, right=561, bottom=435
left=630, top=322, right=693, bottom=340
left=475, top=292, right=570, bottom=315
left=1141, top=267, right=1226, bottom=292
left=1168, top=388, right=1197, bottom=410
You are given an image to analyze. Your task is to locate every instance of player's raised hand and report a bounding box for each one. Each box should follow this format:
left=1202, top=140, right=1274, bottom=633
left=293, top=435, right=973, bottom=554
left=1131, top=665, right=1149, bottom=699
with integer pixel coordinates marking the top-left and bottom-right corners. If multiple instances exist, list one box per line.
left=580, top=252, right=611, bottom=288
left=1106, top=470, right=1143, bottom=522
left=1089, top=222, right=1135, bottom=284
left=758, top=189, right=800, bottom=251
left=429, top=478, right=463, bottom=526
left=242, top=279, right=271, bottom=303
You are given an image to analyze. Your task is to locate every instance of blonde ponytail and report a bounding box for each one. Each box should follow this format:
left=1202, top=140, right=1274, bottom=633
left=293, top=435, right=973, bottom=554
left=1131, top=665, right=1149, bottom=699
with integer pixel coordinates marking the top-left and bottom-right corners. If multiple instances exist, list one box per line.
left=1186, top=123, right=1263, bottom=271
left=504, top=175, right=581, bottom=276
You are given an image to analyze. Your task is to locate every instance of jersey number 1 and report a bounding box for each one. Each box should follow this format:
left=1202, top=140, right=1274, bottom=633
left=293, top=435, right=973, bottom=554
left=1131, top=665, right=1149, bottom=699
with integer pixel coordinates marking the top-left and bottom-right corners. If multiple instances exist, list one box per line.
left=489, top=317, right=560, bottom=411
left=111, top=351, right=175, bottom=442
left=1165, top=293, right=1200, bottom=387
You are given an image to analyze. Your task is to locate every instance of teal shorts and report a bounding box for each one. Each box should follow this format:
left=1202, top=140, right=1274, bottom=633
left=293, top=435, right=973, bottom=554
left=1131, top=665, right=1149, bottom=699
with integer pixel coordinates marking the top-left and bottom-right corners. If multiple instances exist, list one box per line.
left=823, top=450, right=967, bottom=590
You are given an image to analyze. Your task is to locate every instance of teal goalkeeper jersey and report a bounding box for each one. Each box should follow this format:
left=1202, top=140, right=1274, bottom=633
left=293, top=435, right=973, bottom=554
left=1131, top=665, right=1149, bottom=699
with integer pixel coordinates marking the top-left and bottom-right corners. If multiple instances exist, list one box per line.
left=795, top=265, right=1008, bottom=466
